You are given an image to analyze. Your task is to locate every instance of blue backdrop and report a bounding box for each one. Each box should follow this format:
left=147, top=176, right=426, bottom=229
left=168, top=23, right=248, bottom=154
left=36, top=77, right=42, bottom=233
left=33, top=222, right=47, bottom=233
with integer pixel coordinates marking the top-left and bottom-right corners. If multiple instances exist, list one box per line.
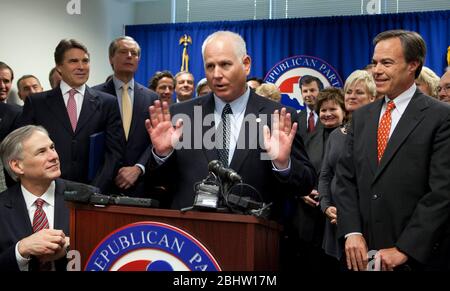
left=126, top=10, right=450, bottom=93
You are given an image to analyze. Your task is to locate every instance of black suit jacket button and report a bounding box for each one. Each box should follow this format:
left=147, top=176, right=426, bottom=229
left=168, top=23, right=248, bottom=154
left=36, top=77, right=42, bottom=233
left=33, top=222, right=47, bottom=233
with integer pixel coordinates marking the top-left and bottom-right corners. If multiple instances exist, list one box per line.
left=372, top=194, right=378, bottom=200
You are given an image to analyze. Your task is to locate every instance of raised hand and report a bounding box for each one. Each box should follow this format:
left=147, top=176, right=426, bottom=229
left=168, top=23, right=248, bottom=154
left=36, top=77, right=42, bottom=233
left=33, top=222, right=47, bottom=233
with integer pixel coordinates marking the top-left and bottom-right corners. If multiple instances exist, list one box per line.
left=263, top=108, right=298, bottom=169
left=145, top=100, right=183, bottom=157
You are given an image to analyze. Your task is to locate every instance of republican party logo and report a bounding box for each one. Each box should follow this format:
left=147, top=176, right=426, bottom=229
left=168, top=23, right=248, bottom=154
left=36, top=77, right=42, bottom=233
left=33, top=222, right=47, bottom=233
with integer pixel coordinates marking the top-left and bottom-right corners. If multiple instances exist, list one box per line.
left=264, top=55, right=343, bottom=110
left=85, top=221, right=221, bottom=271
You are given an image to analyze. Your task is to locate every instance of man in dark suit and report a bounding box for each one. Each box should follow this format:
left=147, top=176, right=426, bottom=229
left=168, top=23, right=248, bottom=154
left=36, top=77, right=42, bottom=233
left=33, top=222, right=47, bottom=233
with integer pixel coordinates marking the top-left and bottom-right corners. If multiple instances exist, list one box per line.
left=93, top=36, right=158, bottom=197
left=0, top=102, right=21, bottom=141
left=0, top=125, right=69, bottom=271
left=19, top=39, right=124, bottom=193
left=335, top=30, right=450, bottom=271
left=0, top=101, right=22, bottom=191
left=145, top=31, right=316, bottom=216
left=297, top=75, right=323, bottom=141
left=174, top=71, right=195, bottom=103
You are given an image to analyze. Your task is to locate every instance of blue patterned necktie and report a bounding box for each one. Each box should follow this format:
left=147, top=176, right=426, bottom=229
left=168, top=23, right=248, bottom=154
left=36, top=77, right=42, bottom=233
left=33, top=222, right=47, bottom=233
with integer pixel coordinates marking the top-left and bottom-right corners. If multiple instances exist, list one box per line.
left=218, top=104, right=232, bottom=167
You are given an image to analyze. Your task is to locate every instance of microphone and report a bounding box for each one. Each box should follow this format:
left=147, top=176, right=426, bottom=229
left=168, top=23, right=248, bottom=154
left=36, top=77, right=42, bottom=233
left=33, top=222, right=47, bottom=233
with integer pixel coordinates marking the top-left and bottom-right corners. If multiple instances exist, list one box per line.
left=64, top=181, right=99, bottom=203
left=208, top=160, right=242, bottom=183
left=64, top=180, right=159, bottom=208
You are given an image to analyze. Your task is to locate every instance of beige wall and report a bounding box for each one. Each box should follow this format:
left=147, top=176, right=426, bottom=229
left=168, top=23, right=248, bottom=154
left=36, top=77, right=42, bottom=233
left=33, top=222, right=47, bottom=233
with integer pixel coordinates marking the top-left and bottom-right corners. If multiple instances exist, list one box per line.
left=0, top=0, right=133, bottom=104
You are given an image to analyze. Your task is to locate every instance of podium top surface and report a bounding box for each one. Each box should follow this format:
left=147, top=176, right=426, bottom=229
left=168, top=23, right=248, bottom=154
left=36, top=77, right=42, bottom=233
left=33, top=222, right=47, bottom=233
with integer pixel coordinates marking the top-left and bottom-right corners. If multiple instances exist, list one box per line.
left=67, top=202, right=282, bottom=231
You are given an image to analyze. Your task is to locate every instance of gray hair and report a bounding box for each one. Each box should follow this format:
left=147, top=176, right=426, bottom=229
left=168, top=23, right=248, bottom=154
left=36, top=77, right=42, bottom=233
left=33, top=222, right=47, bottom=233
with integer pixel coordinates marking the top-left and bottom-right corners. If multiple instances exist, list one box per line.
left=174, top=71, right=194, bottom=84
left=0, top=125, right=49, bottom=181
left=109, top=36, right=141, bottom=59
left=344, top=70, right=377, bottom=98
left=201, top=31, right=247, bottom=63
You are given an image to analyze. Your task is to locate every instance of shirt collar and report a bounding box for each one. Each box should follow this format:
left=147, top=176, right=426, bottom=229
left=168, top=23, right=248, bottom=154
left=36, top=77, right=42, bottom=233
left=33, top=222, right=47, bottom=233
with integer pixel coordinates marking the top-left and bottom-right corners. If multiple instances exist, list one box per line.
left=113, top=76, right=134, bottom=91
left=21, top=181, right=56, bottom=209
left=213, top=86, right=250, bottom=115
left=60, top=80, right=86, bottom=96
left=384, top=83, right=416, bottom=114
left=306, top=106, right=316, bottom=116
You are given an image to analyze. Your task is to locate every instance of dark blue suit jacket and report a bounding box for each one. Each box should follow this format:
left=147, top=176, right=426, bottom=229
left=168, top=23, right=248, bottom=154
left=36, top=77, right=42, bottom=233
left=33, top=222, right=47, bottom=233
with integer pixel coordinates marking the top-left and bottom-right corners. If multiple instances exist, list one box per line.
left=149, top=91, right=317, bottom=216
left=0, top=103, right=22, bottom=187
left=19, top=86, right=125, bottom=193
left=0, top=102, right=21, bottom=140
left=93, top=79, right=158, bottom=197
left=0, top=179, right=70, bottom=271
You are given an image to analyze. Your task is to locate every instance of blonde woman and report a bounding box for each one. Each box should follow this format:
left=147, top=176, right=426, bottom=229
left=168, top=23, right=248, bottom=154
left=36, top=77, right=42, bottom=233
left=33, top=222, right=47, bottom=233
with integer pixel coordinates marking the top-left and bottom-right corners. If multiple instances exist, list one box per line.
left=318, top=70, right=376, bottom=261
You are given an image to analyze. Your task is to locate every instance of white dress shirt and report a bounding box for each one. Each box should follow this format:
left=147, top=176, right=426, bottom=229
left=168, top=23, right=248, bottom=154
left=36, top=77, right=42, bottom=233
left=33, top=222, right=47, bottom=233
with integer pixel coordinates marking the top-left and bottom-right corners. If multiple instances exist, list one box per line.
left=379, top=83, right=416, bottom=138
left=305, top=106, right=318, bottom=128
left=60, top=80, right=86, bottom=119
left=15, top=181, right=56, bottom=271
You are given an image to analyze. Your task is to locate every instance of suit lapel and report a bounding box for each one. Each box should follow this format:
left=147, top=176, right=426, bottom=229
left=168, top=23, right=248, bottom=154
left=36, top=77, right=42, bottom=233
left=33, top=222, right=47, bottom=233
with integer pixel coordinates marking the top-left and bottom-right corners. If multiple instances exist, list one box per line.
left=373, top=92, right=428, bottom=182
left=201, top=94, right=219, bottom=163
left=4, top=185, right=33, bottom=237
left=45, top=88, right=73, bottom=134
left=76, top=87, right=100, bottom=134
left=365, top=99, right=383, bottom=176
left=229, top=92, right=263, bottom=172
left=104, top=79, right=117, bottom=96
left=129, top=82, right=145, bottom=139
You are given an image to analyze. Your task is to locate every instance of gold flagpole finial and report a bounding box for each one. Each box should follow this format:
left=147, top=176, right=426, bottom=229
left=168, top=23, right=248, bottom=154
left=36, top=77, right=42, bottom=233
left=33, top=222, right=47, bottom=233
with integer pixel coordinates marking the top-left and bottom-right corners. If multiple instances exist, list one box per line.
left=179, top=34, right=192, bottom=72
left=447, top=46, right=450, bottom=66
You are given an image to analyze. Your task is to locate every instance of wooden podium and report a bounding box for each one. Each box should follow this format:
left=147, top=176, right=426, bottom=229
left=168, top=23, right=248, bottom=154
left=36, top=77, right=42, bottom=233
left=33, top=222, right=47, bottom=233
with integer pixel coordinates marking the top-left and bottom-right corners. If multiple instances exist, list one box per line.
left=67, top=202, right=282, bottom=271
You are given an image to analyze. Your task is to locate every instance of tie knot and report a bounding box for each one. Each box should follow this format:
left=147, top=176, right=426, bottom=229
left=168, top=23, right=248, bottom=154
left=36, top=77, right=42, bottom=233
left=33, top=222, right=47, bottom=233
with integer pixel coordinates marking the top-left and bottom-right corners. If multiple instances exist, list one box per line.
left=122, top=83, right=129, bottom=91
left=222, top=104, right=232, bottom=116
left=386, top=100, right=396, bottom=112
left=309, top=111, right=314, bottom=117
left=35, top=198, right=45, bottom=209
left=69, top=88, right=77, bottom=98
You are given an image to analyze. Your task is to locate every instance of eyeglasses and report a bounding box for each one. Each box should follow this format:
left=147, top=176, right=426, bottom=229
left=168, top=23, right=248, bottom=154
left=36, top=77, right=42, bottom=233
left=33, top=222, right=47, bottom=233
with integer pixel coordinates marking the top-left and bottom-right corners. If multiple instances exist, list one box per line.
left=437, top=84, right=450, bottom=94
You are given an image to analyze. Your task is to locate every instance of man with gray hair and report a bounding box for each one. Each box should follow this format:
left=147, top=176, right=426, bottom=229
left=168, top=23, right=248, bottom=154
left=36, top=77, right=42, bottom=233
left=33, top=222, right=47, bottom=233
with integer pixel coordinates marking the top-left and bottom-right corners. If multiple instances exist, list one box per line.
left=438, top=70, right=450, bottom=104
left=145, top=31, right=316, bottom=221
left=174, top=71, right=195, bottom=102
left=93, top=36, right=158, bottom=197
left=0, top=125, right=70, bottom=271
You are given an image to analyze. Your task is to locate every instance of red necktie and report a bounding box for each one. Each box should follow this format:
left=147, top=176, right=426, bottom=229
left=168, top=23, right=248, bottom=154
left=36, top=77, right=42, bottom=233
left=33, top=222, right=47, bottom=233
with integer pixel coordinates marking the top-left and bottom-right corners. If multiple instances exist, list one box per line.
left=308, top=111, right=315, bottom=133
left=377, top=101, right=396, bottom=163
left=67, top=88, right=78, bottom=132
left=33, top=198, right=52, bottom=271
left=33, top=198, right=49, bottom=233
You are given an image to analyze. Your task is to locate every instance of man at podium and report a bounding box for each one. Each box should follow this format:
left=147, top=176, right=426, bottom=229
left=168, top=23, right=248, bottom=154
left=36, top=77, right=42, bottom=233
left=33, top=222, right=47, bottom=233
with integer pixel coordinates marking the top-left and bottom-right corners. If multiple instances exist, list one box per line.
left=0, top=125, right=70, bottom=271
left=145, top=31, right=316, bottom=217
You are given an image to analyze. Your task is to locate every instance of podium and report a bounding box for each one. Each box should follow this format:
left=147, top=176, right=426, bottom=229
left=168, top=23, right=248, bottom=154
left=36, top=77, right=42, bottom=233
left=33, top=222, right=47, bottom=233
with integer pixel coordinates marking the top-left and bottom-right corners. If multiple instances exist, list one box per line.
left=67, top=202, right=282, bottom=271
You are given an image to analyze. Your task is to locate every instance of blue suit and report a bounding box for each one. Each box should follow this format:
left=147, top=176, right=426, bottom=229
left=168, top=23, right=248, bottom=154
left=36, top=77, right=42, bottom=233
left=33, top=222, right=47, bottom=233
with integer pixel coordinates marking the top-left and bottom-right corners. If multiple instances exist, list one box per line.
left=93, top=79, right=158, bottom=197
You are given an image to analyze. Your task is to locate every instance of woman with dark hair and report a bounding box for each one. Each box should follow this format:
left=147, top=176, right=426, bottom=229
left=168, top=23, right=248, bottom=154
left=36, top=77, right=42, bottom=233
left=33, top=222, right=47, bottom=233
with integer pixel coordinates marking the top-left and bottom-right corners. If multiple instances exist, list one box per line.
left=318, top=70, right=376, bottom=262
left=289, top=86, right=346, bottom=271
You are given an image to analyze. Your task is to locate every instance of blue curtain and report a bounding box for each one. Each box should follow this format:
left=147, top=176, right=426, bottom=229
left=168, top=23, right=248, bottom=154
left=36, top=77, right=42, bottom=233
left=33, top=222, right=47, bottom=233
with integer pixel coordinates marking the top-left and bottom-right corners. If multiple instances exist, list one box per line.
left=126, top=10, right=450, bottom=93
